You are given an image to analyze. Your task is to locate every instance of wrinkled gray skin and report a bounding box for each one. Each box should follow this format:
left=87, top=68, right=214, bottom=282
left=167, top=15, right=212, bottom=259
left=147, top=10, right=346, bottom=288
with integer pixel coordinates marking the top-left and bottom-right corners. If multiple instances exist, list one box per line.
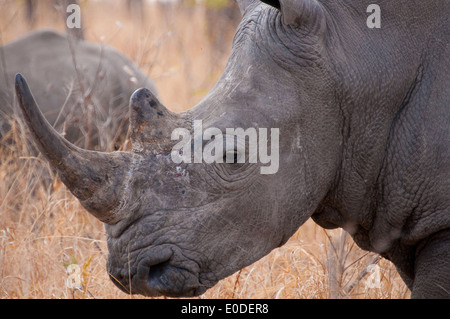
left=1, top=29, right=156, bottom=149
left=15, top=0, right=449, bottom=298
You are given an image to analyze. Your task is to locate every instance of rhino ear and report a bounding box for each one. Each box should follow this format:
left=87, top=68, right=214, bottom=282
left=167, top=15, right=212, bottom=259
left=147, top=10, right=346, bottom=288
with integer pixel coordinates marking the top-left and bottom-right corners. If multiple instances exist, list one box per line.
left=260, top=0, right=325, bottom=31
left=259, top=0, right=280, bottom=9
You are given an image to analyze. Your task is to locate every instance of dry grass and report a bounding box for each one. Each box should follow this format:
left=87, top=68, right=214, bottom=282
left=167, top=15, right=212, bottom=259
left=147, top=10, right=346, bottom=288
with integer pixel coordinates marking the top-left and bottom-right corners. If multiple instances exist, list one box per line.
left=0, top=0, right=410, bottom=299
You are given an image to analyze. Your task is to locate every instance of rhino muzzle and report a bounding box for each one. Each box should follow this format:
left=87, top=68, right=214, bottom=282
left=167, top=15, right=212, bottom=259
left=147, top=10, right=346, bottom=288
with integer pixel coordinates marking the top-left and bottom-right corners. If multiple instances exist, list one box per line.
left=107, top=245, right=207, bottom=297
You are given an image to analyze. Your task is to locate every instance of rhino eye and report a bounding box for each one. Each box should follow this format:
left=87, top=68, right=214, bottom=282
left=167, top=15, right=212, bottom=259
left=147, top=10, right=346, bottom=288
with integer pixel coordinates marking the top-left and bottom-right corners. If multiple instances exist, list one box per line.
left=224, top=150, right=239, bottom=164
left=213, top=149, right=257, bottom=185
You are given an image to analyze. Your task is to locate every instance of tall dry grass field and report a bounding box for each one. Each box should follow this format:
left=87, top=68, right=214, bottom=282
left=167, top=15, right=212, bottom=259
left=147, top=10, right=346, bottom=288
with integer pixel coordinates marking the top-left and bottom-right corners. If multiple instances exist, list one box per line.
left=0, top=0, right=410, bottom=299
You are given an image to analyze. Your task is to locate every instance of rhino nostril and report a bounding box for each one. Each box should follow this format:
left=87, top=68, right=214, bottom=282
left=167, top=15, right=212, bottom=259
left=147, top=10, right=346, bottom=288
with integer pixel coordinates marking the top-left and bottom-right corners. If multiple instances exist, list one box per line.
left=147, top=261, right=171, bottom=286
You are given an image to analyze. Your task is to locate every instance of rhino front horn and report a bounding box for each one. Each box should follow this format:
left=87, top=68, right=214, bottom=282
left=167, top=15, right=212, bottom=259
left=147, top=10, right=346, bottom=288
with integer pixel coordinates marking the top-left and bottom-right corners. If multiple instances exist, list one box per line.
left=15, top=73, right=131, bottom=224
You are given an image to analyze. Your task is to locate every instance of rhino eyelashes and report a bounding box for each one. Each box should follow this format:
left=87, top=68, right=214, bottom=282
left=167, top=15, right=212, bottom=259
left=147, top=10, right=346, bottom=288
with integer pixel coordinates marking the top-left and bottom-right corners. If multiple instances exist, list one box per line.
left=170, top=121, right=280, bottom=175
left=223, top=150, right=239, bottom=164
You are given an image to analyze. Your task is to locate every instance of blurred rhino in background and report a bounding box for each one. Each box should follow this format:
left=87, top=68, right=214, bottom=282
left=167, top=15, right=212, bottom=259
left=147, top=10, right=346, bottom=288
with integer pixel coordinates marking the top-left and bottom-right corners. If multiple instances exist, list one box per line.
left=0, top=29, right=157, bottom=150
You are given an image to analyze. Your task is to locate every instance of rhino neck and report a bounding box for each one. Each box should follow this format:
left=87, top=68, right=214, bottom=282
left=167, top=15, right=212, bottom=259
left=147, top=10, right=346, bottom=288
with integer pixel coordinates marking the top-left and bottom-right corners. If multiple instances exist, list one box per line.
left=315, top=0, right=445, bottom=252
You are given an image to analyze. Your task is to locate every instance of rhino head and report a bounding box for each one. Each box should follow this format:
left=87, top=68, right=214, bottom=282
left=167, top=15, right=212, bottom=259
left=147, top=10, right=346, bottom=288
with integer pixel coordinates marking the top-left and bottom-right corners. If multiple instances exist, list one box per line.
left=15, top=0, right=342, bottom=297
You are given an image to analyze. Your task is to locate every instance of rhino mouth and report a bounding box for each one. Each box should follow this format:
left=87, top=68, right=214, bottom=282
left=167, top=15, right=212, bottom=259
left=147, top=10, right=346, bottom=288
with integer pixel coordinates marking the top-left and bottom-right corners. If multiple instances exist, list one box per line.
left=108, top=246, right=210, bottom=297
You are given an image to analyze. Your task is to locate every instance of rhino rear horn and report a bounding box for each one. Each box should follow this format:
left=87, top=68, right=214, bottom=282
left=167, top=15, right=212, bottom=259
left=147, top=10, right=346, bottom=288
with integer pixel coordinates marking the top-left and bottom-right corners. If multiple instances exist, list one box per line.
left=129, top=88, right=187, bottom=154
left=15, top=73, right=130, bottom=224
